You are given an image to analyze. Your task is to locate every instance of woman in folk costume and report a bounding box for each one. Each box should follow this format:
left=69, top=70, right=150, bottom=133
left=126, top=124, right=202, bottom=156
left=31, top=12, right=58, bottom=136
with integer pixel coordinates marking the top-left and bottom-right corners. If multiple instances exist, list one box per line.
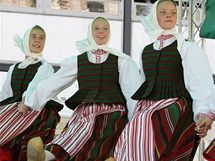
left=24, top=16, right=143, bottom=161
left=0, top=25, right=63, bottom=161
left=113, top=0, right=215, bottom=161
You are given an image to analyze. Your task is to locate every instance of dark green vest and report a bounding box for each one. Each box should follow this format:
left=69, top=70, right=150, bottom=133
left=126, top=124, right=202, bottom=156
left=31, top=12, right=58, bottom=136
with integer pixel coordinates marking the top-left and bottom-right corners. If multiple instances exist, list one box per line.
left=132, top=41, right=191, bottom=100
left=0, top=62, right=42, bottom=105
left=65, top=53, right=126, bottom=110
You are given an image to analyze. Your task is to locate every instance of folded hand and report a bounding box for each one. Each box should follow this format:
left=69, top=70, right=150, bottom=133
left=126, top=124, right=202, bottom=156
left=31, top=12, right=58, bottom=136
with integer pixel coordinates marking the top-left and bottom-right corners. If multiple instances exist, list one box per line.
left=195, top=116, right=213, bottom=138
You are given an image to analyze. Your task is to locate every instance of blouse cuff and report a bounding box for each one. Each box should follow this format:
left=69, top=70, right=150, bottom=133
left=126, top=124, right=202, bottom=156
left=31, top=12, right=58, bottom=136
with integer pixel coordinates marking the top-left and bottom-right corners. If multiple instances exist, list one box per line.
left=196, top=110, right=215, bottom=121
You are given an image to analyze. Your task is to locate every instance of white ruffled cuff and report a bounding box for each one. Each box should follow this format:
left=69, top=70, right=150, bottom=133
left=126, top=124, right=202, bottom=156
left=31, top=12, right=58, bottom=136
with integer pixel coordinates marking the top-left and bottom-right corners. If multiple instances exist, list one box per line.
left=196, top=110, right=215, bottom=121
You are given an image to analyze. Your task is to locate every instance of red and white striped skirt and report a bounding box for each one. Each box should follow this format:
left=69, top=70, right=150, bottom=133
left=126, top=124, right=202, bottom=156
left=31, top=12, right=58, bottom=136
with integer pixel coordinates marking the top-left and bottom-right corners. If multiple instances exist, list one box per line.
left=114, top=97, right=198, bottom=161
left=0, top=102, right=41, bottom=146
left=47, top=103, right=126, bottom=158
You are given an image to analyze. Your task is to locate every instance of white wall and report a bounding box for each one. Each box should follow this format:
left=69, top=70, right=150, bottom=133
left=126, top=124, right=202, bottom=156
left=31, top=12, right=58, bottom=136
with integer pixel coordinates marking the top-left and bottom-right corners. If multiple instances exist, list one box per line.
left=1, top=12, right=215, bottom=118
left=131, top=21, right=150, bottom=68
left=0, top=12, right=122, bottom=63
left=0, top=12, right=123, bottom=117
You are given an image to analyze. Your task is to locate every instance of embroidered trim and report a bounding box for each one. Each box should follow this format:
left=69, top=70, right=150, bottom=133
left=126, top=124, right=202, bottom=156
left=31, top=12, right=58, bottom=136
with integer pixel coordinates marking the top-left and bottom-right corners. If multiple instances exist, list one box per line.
left=92, top=49, right=107, bottom=63
left=196, top=110, right=215, bottom=121
left=157, top=34, right=174, bottom=50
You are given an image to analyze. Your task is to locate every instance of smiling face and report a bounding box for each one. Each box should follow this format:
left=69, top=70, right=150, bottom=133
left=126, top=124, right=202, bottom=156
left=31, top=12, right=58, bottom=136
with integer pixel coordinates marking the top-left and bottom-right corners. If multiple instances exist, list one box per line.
left=92, top=18, right=110, bottom=45
left=156, top=0, right=177, bottom=30
left=29, top=27, right=46, bottom=53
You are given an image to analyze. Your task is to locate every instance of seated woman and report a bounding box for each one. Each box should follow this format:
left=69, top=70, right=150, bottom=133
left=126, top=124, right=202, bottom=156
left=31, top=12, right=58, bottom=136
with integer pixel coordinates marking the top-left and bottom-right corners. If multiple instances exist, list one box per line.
left=113, top=0, right=215, bottom=160
left=0, top=25, right=63, bottom=161
left=24, top=16, right=142, bottom=161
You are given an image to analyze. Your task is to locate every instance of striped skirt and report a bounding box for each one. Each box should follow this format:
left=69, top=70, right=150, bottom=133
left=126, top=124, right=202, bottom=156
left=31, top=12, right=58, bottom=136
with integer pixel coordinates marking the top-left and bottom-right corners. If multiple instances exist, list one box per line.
left=46, top=103, right=128, bottom=161
left=0, top=102, right=60, bottom=161
left=114, top=97, right=199, bottom=161
left=203, top=138, right=215, bottom=161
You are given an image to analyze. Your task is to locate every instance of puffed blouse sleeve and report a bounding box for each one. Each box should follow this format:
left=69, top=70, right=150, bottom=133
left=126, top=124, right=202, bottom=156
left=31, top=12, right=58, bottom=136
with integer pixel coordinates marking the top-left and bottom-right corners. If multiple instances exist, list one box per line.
left=181, top=41, right=215, bottom=121
left=118, top=56, right=144, bottom=120
left=22, top=61, right=54, bottom=99
left=0, top=64, right=15, bottom=101
left=24, top=56, right=78, bottom=111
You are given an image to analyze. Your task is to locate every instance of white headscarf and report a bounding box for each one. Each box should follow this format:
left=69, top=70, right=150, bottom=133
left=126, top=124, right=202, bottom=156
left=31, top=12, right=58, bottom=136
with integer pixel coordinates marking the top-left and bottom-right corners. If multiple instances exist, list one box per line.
left=76, top=16, right=129, bottom=59
left=140, top=0, right=185, bottom=51
left=13, top=25, right=45, bottom=69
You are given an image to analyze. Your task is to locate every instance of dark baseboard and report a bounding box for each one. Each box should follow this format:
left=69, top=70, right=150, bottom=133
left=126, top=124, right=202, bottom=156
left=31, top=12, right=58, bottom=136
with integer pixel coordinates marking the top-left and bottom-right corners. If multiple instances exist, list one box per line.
left=0, top=61, right=60, bottom=72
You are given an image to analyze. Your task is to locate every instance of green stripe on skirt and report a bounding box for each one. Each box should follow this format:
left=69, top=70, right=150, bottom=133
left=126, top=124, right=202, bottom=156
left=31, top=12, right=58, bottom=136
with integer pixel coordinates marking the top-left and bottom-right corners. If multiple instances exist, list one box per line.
left=152, top=97, right=200, bottom=161
left=48, top=110, right=128, bottom=161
